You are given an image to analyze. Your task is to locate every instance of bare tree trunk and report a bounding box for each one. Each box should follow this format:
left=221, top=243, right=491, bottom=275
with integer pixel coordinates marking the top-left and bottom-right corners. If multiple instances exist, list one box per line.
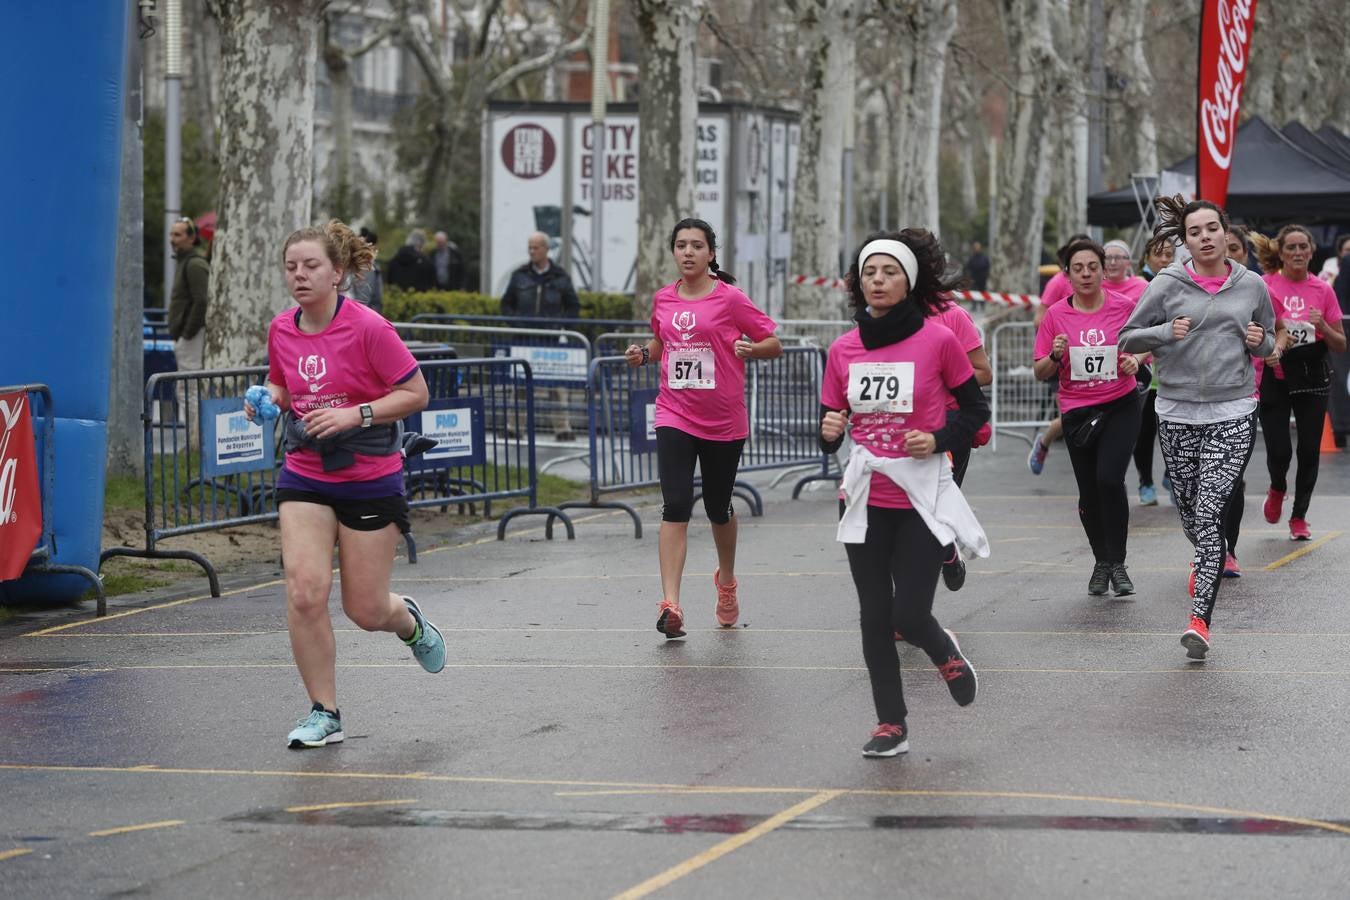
left=110, top=0, right=146, bottom=479
left=322, top=17, right=357, bottom=217
left=988, top=0, right=1061, bottom=295
left=205, top=0, right=322, bottom=368
left=891, top=0, right=957, bottom=232
left=187, top=0, right=220, bottom=159
left=1104, top=0, right=1157, bottom=182
left=949, top=78, right=980, bottom=221
left=787, top=0, right=857, bottom=319
left=633, top=0, right=704, bottom=315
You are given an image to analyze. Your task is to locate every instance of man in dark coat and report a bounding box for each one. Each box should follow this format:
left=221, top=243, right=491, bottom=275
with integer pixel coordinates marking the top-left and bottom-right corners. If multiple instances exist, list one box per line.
left=500, top=231, right=580, bottom=318
left=386, top=229, right=435, bottom=292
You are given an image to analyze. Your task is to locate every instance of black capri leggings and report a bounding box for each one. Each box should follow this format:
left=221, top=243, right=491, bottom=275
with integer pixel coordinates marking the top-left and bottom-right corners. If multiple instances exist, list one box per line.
left=1063, top=390, right=1142, bottom=565
left=656, top=426, right=745, bottom=524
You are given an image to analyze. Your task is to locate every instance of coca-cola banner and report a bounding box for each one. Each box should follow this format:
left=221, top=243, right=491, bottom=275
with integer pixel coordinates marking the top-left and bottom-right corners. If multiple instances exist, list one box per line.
left=0, top=391, right=42, bottom=581
left=1197, top=0, right=1258, bottom=205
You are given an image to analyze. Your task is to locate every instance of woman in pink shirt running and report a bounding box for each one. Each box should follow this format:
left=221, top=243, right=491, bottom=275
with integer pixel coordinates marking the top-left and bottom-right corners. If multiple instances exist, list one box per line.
left=245, top=220, right=446, bottom=750
left=625, top=219, right=782, bottom=639
left=1250, top=226, right=1347, bottom=540
left=819, top=228, right=987, bottom=758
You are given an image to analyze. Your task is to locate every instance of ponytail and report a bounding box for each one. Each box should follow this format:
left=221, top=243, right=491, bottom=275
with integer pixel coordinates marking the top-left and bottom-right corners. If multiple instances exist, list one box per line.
left=282, top=219, right=376, bottom=283
left=709, top=258, right=737, bottom=285
left=1250, top=224, right=1314, bottom=275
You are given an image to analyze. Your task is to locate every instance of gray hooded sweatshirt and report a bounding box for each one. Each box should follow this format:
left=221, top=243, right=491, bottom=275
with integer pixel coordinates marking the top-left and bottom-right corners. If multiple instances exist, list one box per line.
left=1119, top=260, right=1276, bottom=403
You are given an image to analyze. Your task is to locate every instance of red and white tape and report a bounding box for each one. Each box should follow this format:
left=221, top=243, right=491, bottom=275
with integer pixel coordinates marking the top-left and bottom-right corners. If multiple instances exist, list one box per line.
left=791, top=275, right=1040, bottom=308
left=949, top=290, right=1041, bottom=308
left=790, top=274, right=848, bottom=289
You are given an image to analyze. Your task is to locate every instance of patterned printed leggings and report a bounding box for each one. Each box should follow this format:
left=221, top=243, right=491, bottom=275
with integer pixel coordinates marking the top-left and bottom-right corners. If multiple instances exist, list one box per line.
left=1157, top=414, right=1256, bottom=624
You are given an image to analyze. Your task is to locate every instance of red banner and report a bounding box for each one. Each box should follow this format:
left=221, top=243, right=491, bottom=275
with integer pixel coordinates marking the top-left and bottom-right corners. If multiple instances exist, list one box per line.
left=1197, top=0, right=1257, bottom=205
left=0, top=391, right=42, bottom=581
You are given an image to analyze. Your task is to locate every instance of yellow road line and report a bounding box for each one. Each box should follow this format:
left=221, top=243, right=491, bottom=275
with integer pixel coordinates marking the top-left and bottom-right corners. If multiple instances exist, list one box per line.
left=611, top=791, right=842, bottom=899
left=284, top=799, right=416, bottom=813
left=5, top=762, right=1348, bottom=837
left=0, top=849, right=32, bottom=862
left=87, top=819, right=184, bottom=837
left=1264, top=531, right=1342, bottom=571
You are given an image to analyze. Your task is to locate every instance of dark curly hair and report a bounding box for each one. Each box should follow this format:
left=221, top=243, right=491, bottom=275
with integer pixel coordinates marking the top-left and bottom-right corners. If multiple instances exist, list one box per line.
left=845, top=228, right=965, bottom=317
left=1150, top=194, right=1229, bottom=260
left=1061, top=238, right=1106, bottom=269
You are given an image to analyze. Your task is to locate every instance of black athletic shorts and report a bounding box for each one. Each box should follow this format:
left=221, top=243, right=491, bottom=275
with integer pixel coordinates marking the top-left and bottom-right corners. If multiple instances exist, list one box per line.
left=276, top=489, right=411, bottom=534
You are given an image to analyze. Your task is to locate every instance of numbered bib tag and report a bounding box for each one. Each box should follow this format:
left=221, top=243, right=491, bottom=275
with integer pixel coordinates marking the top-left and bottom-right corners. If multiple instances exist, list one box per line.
left=1286, top=321, right=1316, bottom=348
left=1069, top=345, right=1118, bottom=382
left=847, top=362, right=914, bottom=413
left=668, top=349, right=716, bottom=389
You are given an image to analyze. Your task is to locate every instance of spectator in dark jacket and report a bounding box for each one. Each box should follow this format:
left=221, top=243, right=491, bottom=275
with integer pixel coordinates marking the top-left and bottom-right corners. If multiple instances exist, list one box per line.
left=167, top=216, right=210, bottom=431
left=431, top=231, right=466, bottom=291
left=500, top=231, right=581, bottom=440
left=386, top=229, right=435, bottom=292
left=501, top=232, right=580, bottom=318
left=963, top=240, right=991, bottom=291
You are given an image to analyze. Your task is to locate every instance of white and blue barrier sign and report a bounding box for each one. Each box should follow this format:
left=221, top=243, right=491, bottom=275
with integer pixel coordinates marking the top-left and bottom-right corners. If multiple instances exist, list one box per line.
left=200, top=399, right=276, bottom=476
left=629, top=388, right=658, bottom=453
left=408, top=397, right=486, bottom=469
left=493, top=344, right=589, bottom=385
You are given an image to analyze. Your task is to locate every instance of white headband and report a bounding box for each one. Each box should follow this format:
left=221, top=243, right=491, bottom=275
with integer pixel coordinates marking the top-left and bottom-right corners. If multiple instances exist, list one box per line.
left=858, top=239, right=919, bottom=290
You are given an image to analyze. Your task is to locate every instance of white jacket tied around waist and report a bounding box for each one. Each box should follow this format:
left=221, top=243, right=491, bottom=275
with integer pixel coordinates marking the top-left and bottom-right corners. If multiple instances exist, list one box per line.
left=837, top=445, right=990, bottom=559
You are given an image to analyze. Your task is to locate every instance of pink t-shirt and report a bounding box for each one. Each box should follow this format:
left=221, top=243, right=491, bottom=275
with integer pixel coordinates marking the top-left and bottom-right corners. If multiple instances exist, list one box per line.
left=1043, top=271, right=1131, bottom=308
left=1103, top=275, right=1149, bottom=305
left=650, top=280, right=778, bottom=441
left=822, top=321, right=974, bottom=509
left=934, top=302, right=983, bottom=352
left=1034, top=293, right=1138, bottom=413
left=1041, top=271, right=1072, bottom=308
left=1264, top=271, right=1342, bottom=346
left=268, top=298, right=419, bottom=483
left=1187, top=266, right=1227, bottom=294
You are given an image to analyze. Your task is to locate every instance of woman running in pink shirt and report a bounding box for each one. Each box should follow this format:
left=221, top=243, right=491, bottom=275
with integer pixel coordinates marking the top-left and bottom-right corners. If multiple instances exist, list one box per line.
left=246, top=220, right=446, bottom=749
left=1250, top=226, right=1347, bottom=540
left=820, top=228, right=987, bottom=758
left=625, top=219, right=782, bottom=639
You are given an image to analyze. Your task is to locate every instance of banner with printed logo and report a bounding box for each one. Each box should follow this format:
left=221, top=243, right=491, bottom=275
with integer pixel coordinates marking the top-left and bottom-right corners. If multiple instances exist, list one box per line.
left=0, top=391, right=43, bottom=581
left=200, top=398, right=277, bottom=477
left=407, top=397, right=486, bottom=471
left=1196, top=0, right=1257, bottom=206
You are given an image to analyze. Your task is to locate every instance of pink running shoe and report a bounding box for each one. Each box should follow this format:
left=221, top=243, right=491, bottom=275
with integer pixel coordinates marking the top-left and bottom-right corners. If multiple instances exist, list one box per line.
left=656, top=600, right=686, bottom=639
left=1289, top=517, right=1312, bottom=541
left=1263, top=488, right=1285, bottom=524
left=713, top=568, right=739, bottom=627
left=1222, top=554, right=1242, bottom=578
left=1181, top=615, right=1210, bottom=660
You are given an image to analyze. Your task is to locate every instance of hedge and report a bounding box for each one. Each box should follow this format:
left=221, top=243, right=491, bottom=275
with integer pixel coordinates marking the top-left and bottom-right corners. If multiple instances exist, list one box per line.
left=384, top=288, right=634, bottom=322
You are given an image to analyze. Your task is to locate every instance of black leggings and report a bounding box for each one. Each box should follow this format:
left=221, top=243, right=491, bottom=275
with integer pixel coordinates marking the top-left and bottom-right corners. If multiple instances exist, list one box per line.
left=1065, top=391, right=1142, bottom=564
left=656, top=426, right=744, bottom=524
left=1133, top=388, right=1158, bottom=486
left=842, top=503, right=956, bottom=725
left=1258, top=374, right=1328, bottom=519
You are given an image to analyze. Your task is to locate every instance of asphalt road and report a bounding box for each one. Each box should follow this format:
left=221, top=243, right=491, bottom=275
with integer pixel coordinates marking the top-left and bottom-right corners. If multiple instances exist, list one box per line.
left=3, top=436, right=1350, bottom=898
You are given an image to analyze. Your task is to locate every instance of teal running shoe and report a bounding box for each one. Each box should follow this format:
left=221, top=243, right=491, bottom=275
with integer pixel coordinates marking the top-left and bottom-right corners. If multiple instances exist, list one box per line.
left=403, top=596, right=446, bottom=674
left=287, top=702, right=343, bottom=749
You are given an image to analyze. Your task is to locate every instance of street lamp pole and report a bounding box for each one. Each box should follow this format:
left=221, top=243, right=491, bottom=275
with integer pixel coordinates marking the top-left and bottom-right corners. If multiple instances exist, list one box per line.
left=590, top=0, right=610, bottom=292
left=163, top=0, right=183, bottom=303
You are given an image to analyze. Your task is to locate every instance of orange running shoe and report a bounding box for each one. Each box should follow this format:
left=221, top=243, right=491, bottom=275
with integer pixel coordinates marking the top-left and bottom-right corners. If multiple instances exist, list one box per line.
left=656, top=599, right=686, bottom=639
left=713, top=568, right=739, bottom=627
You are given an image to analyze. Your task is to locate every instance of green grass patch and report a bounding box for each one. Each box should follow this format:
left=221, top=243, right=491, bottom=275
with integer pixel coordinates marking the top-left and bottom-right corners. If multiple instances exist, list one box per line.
left=0, top=606, right=14, bottom=624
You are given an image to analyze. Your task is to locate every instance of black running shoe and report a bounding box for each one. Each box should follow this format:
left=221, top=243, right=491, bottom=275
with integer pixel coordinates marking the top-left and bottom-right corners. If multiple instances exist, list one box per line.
left=862, top=722, right=909, bottom=757
left=1088, top=561, right=1111, bottom=596
left=1110, top=563, right=1134, bottom=597
left=942, top=554, right=966, bottom=592
left=938, top=628, right=978, bottom=706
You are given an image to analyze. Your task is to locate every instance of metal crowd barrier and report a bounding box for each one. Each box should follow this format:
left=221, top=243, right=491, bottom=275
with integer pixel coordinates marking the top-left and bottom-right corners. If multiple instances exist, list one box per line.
left=405, top=357, right=573, bottom=540
left=548, top=348, right=839, bottom=538
left=408, top=313, right=646, bottom=344
left=2, top=383, right=106, bottom=614
left=100, top=357, right=573, bottom=593
left=989, top=320, right=1053, bottom=450
left=743, top=346, right=838, bottom=497
left=393, top=322, right=592, bottom=442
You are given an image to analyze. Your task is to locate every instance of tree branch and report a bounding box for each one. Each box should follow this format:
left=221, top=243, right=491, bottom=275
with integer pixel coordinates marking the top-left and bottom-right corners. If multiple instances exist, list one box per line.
left=484, top=26, right=591, bottom=96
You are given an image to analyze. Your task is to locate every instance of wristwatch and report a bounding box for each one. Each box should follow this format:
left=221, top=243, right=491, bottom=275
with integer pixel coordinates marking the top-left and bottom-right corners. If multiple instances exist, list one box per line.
left=359, top=403, right=374, bottom=428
